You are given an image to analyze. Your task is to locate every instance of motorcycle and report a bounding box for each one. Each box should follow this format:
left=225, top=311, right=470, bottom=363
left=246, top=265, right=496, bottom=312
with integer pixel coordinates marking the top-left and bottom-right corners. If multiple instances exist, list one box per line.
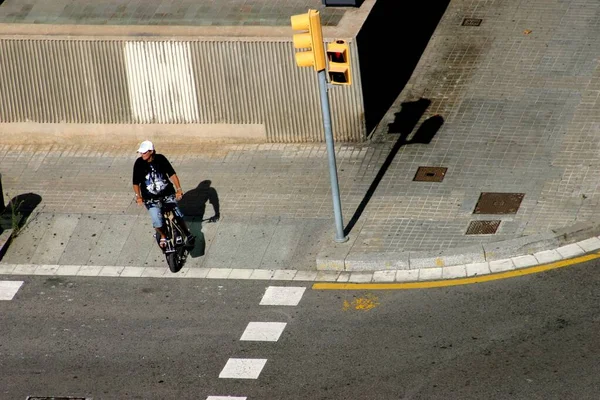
left=148, top=198, right=194, bottom=273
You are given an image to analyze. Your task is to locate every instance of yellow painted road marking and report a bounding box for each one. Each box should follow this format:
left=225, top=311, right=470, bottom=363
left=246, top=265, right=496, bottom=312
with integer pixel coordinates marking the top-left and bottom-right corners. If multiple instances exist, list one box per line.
left=313, top=252, right=600, bottom=290
left=342, top=293, right=380, bottom=311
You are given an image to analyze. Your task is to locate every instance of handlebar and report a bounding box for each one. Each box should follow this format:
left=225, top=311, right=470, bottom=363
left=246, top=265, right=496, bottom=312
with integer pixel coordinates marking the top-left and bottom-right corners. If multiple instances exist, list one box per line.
left=144, top=195, right=176, bottom=205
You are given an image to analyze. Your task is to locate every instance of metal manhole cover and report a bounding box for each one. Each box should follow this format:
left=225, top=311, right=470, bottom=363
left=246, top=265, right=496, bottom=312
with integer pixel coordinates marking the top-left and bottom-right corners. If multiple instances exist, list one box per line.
left=473, top=192, right=524, bottom=214
left=413, top=167, right=447, bottom=182
left=27, top=397, right=89, bottom=400
left=465, top=220, right=501, bottom=235
left=462, top=18, right=482, bottom=26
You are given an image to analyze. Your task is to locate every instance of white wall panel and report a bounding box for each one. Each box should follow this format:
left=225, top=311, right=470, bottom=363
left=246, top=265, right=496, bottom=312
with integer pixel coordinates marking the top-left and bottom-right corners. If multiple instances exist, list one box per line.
left=124, top=41, right=200, bottom=124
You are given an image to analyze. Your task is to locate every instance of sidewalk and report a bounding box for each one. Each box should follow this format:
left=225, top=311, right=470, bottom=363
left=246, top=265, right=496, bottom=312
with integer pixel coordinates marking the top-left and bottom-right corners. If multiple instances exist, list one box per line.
left=2, top=0, right=600, bottom=281
left=1, top=137, right=600, bottom=283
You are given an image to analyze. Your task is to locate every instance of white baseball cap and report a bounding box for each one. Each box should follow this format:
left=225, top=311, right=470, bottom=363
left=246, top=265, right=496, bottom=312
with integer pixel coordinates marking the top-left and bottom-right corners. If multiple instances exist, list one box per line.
left=137, top=140, right=154, bottom=153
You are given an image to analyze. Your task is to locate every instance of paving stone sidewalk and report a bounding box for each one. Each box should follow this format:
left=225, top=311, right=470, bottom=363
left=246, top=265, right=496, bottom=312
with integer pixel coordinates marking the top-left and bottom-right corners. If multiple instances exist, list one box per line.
left=0, top=0, right=345, bottom=27
left=1, top=136, right=600, bottom=276
left=2, top=0, right=600, bottom=278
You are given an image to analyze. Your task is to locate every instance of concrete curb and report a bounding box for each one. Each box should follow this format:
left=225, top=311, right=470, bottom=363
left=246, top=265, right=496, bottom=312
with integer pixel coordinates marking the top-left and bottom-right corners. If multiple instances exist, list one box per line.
left=2, top=221, right=600, bottom=283
left=1, top=234, right=599, bottom=283
left=316, top=221, right=600, bottom=272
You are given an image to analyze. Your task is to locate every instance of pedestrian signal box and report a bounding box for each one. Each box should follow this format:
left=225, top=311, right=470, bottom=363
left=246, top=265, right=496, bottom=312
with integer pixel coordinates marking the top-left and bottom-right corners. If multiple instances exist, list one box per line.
left=326, top=40, right=351, bottom=85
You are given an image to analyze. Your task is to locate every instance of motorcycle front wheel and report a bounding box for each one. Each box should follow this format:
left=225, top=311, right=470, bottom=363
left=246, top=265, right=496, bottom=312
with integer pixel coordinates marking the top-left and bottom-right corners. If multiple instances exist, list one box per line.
left=166, top=251, right=182, bottom=273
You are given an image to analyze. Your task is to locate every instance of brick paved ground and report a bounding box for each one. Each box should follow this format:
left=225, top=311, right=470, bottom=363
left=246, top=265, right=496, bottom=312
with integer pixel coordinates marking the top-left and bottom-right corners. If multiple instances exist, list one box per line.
left=0, top=0, right=345, bottom=26
left=2, top=0, right=600, bottom=270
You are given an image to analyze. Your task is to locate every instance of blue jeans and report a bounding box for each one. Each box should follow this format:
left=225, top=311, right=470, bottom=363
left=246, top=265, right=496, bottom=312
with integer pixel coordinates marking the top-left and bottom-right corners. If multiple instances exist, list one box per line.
left=145, top=195, right=184, bottom=228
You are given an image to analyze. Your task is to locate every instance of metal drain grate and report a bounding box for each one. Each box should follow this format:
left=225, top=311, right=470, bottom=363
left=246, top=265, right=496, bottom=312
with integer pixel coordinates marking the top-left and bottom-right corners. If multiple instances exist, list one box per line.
left=413, top=167, right=447, bottom=182
left=462, top=18, right=482, bottom=26
left=466, top=220, right=501, bottom=235
left=27, top=397, right=89, bottom=400
left=473, top=192, right=524, bottom=214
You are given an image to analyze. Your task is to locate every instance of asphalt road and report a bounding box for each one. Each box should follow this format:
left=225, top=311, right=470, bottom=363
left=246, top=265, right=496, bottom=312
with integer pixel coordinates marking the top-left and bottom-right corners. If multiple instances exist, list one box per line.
left=1, top=258, right=599, bottom=399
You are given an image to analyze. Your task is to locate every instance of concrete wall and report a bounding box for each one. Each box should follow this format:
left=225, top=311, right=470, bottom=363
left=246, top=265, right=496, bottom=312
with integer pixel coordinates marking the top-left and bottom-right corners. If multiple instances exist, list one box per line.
left=0, top=37, right=366, bottom=144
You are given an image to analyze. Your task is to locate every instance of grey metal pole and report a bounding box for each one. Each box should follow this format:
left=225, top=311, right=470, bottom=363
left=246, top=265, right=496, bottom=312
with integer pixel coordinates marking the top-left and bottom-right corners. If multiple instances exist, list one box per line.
left=317, top=70, right=348, bottom=243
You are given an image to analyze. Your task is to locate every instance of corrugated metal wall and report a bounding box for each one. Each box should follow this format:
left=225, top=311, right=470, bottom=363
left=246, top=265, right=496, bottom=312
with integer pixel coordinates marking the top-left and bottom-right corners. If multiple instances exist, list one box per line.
left=0, top=38, right=365, bottom=142
left=0, top=39, right=130, bottom=123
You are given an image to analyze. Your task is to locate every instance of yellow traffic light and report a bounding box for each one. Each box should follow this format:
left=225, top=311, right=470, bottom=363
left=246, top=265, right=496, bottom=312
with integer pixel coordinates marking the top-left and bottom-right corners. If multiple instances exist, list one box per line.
left=291, top=10, right=326, bottom=72
left=326, top=40, right=351, bottom=85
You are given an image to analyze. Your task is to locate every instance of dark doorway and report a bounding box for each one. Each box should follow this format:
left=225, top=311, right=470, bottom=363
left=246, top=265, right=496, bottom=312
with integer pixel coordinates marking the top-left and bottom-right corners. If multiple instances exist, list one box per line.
left=356, top=0, right=450, bottom=135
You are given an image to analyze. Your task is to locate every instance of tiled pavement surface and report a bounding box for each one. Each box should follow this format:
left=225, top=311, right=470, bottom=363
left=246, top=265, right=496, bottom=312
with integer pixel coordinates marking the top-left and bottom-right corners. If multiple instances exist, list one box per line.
left=0, top=0, right=346, bottom=26
left=2, top=0, right=600, bottom=277
left=1, top=133, right=600, bottom=274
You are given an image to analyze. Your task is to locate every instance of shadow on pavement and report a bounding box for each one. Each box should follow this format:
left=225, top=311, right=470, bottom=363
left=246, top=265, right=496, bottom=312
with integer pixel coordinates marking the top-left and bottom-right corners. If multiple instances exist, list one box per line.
left=0, top=193, right=43, bottom=235
left=344, top=98, right=444, bottom=236
left=387, top=98, right=431, bottom=139
left=410, top=114, right=444, bottom=144
left=179, top=180, right=220, bottom=258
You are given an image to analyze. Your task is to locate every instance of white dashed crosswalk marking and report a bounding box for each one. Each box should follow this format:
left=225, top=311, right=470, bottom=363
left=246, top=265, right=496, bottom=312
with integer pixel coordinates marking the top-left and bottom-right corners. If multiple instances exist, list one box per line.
left=0, top=280, right=24, bottom=300
left=240, top=322, right=287, bottom=342
left=216, top=285, right=306, bottom=397
left=206, top=397, right=247, bottom=400
left=259, top=286, right=306, bottom=306
left=219, top=358, right=267, bottom=379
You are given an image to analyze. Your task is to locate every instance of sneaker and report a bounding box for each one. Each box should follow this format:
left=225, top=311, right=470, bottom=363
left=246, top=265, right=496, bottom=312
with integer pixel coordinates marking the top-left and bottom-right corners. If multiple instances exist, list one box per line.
left=159, top=237, right=168, bottom=248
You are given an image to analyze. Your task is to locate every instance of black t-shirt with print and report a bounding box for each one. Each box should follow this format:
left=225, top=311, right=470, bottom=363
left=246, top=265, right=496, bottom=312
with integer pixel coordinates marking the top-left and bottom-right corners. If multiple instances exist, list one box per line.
left=132, top=153, right=177, bottom=200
